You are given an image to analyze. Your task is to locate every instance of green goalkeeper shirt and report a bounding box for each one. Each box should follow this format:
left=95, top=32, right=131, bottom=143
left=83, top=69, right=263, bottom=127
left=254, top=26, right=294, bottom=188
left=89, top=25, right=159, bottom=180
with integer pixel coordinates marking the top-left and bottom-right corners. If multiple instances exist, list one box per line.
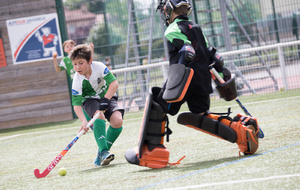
left=71, top=61, right=116, bottom=106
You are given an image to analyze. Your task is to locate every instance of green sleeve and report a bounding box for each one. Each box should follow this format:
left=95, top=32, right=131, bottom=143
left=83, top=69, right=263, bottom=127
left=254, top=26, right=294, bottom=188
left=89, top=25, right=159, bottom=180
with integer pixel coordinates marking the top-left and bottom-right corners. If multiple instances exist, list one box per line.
left=104, top=72, right=116, bottom=85
left=165, top=19, right=191, bottom=46
left=203, top=33, right=209, bottom=48
left=72, top=95, right=82, bottom=106
left=59, top=65, right=66, bottom=71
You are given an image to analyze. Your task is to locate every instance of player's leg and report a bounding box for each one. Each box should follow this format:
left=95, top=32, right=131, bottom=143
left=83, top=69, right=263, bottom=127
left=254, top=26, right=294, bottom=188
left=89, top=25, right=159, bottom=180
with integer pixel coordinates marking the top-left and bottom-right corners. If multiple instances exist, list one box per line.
left=178, top=93, right=237, bottom=143
left=125, top=87, right=175, bottom=169
left=231, top=113, right=259, bottom=155
left=82, top=98, right=114, bottom=166
left=178, top=111, right=237, bottom=143
left=178, top=92, right=259, bottom=154
left=104, top=95, right=124, bottom=150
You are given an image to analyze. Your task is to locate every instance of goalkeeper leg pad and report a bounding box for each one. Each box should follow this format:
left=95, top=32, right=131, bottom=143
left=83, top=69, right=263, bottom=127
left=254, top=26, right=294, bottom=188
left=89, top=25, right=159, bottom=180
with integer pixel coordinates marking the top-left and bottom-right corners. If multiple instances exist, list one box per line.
left=230, top=113, right=259, bottom=155
left=125, top=87, right=171, bottom=168
left=125, top=144, right=170, bottom=169
left=177, top=112, right=236, bottom=143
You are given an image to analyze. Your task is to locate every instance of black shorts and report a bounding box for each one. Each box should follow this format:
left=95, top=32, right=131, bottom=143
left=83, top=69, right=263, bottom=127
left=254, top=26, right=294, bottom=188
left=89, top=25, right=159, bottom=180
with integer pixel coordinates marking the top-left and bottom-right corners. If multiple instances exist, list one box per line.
left=186, top=92, right=210, bottom=113
left=82, top=95, right=124, bottom=122
left=167, top=90, right=210, bottom=115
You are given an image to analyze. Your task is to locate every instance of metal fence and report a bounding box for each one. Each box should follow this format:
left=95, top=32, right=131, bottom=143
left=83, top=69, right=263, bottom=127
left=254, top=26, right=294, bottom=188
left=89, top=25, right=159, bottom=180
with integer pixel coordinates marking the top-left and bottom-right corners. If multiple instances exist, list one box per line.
left=61, top=0, right=300, bottom=111
left=112, top=41, right=300, bottom=111
left=62, top=0, right=300, bottom=67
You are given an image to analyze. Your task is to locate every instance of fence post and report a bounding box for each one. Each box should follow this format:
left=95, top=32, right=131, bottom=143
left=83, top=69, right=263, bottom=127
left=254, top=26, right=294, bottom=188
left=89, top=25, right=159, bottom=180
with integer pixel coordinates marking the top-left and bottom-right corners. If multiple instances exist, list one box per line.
left=55, top=0, right=77, bottom=119
left=277, top=46, right=288, bottom=90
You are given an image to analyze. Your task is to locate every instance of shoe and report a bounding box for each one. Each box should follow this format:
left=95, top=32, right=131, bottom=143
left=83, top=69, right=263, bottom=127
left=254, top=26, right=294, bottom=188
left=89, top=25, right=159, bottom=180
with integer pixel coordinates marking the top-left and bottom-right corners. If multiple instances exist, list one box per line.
left=246, top=125, right=259, bottom=154
left=100, top=150, right=115, bottom=166
left=94, top=149, right=101, bottom=166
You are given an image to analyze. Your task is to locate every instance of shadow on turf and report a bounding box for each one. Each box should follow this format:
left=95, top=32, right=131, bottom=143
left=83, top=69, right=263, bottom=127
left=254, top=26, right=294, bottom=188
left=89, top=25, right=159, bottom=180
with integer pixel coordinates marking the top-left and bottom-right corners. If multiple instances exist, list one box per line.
left=79, top=162, right=128, bottom=174
left=134, top=155, right=247, bottom=173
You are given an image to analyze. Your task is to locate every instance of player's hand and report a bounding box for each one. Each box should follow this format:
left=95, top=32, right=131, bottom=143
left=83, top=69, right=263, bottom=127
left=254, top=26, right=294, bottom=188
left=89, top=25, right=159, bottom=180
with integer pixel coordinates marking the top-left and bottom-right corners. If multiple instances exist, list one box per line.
left=223, top=67, right=231, bottom=81
left=52, top=52, right=57, bottom=59
left=79, top=120, right=89, bottom=134
left=90, top=43, right=94, bottom=50
left=99, top=97, right=109, bottom=111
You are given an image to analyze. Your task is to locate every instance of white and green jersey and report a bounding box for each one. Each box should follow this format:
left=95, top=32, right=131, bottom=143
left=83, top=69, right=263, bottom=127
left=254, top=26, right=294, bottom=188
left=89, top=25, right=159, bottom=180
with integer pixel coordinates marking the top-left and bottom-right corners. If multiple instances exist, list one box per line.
left=59, top=56, right=76, bottom=79
left=71, top=61, right=116, bottom=106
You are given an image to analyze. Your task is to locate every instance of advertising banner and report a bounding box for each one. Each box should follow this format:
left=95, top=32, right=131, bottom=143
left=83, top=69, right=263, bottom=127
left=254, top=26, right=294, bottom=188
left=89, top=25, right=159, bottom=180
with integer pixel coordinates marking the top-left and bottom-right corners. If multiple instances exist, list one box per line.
left=0, top=31, right=7, bottom=67
left=6, top=13, right=63, bottom=65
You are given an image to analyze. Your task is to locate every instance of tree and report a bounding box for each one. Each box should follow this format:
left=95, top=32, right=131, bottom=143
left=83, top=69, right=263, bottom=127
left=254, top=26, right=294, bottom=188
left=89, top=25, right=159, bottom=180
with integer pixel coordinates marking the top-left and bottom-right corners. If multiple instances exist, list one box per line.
left=85, top=23, right=110, bottom=58
left=64, top=0, right=105, bottom=12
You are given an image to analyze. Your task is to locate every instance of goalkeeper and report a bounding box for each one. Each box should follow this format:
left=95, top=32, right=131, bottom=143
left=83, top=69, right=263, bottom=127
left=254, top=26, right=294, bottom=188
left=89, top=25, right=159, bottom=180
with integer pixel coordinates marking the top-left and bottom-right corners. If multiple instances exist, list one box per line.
left=124, top=0, right=259, bottom=169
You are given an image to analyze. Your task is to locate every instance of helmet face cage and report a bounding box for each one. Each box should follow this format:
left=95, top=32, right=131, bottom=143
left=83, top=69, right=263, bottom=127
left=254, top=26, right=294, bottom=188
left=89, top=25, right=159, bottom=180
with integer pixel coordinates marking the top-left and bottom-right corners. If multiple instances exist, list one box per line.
left=157, top=0, right=172, bottom=26
left=157, top=0, right=192, bottom=26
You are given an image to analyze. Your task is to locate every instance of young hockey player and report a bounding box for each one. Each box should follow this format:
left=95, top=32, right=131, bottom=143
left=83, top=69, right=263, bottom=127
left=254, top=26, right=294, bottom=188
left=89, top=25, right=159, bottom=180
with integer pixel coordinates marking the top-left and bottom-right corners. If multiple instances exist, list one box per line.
left=70, top=44, right=124, bottom=166
left=52, top=40, right=76, bottom=79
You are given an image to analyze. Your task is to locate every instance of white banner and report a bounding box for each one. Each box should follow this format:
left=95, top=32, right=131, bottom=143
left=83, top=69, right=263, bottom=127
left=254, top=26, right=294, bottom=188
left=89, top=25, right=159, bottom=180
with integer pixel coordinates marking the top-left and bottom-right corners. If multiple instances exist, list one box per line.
left=6, top=13, right=64, bottom=65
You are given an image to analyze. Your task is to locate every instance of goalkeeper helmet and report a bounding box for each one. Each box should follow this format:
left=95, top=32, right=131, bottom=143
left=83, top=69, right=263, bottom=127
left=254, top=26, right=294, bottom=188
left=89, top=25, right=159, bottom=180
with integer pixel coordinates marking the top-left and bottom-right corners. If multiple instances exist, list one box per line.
left=156, top=0, right=192, bottom=26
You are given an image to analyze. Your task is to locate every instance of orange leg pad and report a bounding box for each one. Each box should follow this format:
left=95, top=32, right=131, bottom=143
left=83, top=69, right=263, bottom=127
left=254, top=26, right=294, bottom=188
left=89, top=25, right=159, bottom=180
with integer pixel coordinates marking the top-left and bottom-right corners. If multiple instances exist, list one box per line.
left=138, top=145, right=169, bottom=169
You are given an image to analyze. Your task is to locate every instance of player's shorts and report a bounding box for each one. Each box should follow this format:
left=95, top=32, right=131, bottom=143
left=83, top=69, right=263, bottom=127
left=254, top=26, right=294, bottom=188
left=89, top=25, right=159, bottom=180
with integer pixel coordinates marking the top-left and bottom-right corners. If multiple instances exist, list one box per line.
left=167, top=89, right=210, bottom=115
left=82, top=95, right=124, bottom=122
left=186, top=92, right=210, bottom=113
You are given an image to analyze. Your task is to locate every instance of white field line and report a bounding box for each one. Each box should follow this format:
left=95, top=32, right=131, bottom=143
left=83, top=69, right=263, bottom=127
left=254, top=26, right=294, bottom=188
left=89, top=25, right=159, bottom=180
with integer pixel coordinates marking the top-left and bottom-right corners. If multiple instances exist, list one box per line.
left=1, top=95, right=299, bottom=141
left=0, top=127, right=77, bottom=141
left=0, top=119, right=137, bottom=141
left=159, top=173, right=300, bottom=190
left=0, top=134, right=23, bottom=140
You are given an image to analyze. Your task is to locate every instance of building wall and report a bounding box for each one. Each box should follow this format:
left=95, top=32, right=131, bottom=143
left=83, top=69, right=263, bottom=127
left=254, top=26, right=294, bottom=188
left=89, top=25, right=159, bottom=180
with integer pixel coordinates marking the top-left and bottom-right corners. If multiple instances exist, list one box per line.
left=0, top=0, right=73, bottom=129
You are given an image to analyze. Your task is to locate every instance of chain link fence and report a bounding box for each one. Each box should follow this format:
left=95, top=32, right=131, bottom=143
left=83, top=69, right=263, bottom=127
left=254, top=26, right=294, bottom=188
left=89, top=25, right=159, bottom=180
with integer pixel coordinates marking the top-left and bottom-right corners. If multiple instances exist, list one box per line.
left=62, top=0, right=300, bottom=111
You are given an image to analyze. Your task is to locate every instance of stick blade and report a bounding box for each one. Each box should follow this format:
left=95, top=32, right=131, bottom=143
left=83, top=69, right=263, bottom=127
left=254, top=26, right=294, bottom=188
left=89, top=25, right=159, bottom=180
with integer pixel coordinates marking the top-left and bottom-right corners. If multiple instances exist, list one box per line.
left=34, top=168, right=49, bottom=178
left=258, top=128, right=264, bottom=138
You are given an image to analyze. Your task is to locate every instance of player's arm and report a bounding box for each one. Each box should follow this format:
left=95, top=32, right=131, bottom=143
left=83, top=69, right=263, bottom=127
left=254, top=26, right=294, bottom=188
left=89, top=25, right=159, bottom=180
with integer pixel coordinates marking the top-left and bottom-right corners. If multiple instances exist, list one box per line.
left=72, top=80, right=89, bottom=134
left=73, top=105, right=89, bottom=134
left=207, top=47, right=232, bottom=81
left=165, top=26, right=191, bottom=65
left=90, top=43, right=94, bottom=61
left=99, top=73, right=118, bottom=111
left=52, top=52, right=62, bottom=72
left=104, top=80, right=118, bottom=100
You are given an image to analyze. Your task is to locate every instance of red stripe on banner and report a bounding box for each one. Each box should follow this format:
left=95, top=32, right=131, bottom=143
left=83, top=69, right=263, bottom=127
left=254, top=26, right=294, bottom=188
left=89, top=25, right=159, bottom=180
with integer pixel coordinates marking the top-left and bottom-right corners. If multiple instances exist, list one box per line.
left=13, top=18, right=52, bottom=59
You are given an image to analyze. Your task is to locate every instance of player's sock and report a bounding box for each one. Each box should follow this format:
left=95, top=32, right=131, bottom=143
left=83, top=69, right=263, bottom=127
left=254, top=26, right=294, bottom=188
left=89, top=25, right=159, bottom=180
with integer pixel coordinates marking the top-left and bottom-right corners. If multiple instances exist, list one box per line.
left=106, top=125, right=123, bottom=150
left=93, top=119, right=108, bottom=152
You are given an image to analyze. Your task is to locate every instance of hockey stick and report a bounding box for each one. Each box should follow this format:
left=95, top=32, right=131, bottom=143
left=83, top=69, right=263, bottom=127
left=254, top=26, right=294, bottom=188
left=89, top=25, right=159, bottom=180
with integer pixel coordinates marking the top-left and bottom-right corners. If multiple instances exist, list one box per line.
left=209, top=64, right=264, bottom=139
left=34, top=111, right=100, bottom=178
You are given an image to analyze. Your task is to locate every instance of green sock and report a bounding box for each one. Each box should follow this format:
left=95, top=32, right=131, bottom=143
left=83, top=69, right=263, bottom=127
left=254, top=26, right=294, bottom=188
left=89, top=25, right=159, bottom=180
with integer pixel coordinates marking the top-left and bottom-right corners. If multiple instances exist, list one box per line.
left=106, top=126, right=123, bottom=150
left=93, top=119, right=108, bottom=153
